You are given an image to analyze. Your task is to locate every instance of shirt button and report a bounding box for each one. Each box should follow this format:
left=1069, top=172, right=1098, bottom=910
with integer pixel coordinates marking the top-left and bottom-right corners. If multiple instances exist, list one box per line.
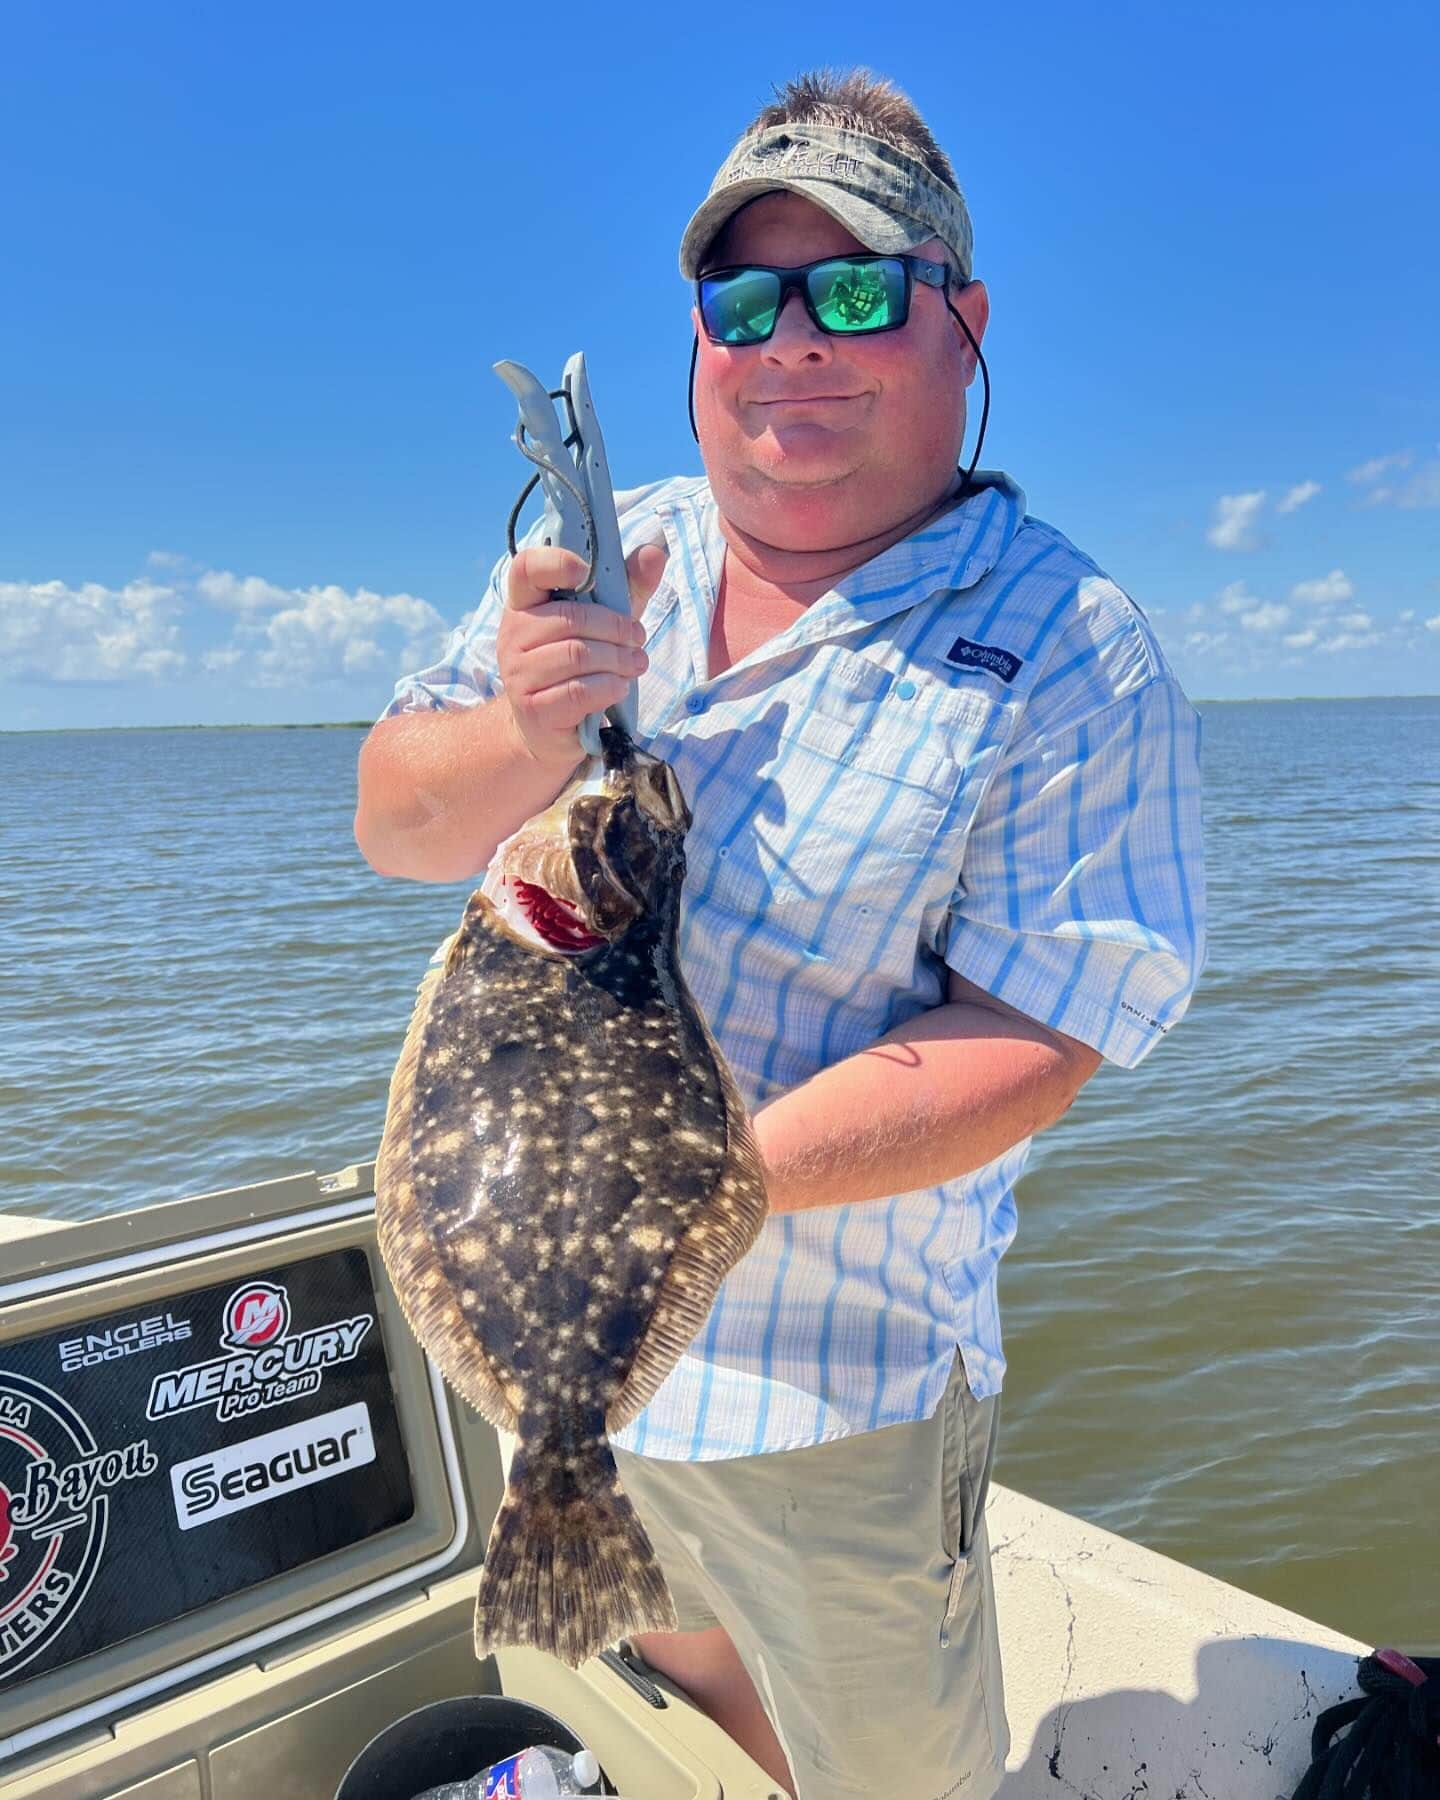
left=895, top=679, right=917, bottom=701
left=685, top=692, right=708, bottom=715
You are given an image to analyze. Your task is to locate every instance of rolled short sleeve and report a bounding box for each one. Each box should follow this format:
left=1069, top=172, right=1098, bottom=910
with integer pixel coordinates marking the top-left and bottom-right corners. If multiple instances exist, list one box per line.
left=376, top=479, right=677, bottom=724
left=944, top=676, right=1206, bottom=1068
left=376, top=544, right=514, bottom=721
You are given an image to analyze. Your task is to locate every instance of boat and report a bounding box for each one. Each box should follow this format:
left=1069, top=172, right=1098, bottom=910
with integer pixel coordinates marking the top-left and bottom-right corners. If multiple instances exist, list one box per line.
left=0, top=1161, right=1371, bottom=1798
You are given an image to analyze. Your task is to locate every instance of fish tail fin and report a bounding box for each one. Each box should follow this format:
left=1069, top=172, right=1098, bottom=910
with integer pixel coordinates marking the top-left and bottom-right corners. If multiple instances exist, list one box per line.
left=475, top=1424, right=677, bottom=1671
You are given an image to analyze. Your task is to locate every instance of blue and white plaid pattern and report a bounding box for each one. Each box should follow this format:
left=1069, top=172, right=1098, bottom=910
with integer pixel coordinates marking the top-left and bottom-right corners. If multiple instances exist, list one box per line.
left=381, top=472, right=1206, bottom=1460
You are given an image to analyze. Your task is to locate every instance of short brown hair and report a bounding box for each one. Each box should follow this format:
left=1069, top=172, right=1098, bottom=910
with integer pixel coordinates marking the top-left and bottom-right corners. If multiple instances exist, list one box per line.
left=744, top=67, right=960, bottom=197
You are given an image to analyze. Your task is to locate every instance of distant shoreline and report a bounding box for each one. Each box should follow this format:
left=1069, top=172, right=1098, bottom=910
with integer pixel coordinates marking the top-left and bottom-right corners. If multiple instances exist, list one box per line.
left=1, top=721, right=376, bottom=735
left=3, top=694, right=1438, bottom=734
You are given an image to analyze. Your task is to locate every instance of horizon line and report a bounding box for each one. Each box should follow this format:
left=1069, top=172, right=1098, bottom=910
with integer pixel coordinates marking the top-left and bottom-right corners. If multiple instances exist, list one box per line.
left=4, top=692, right=1440, bottom=734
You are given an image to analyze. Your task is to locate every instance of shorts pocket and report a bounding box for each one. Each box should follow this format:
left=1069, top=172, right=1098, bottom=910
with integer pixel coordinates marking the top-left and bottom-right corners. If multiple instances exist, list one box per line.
left=937, top=1354, right=999, bottom=1648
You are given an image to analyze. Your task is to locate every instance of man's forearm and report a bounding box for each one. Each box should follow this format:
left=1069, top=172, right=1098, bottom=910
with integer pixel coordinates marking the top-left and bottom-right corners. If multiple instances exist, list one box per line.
left=751, top=1000, right=1101, bottom=1215
left=354, top=700, right=579, bottom=884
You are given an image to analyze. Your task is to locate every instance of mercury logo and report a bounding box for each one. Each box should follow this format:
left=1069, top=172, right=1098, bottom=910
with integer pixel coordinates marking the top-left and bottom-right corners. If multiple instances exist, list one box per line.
left=169, top=1404, right=375, bottom=1529
left=147, top=1296, right=373, bottom=1425
left=221, top=1283, right=290, bottom=1351
left=0, top=1373, right=159, bottom=1681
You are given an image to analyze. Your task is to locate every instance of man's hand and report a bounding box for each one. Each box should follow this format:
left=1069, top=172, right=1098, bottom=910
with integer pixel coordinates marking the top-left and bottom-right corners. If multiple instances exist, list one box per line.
left=498, top=542, right=668, bottom=768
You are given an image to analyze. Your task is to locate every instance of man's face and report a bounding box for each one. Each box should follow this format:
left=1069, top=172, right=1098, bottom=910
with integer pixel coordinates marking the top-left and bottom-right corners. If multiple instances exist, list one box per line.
left=691, top=190, right=989, bottom=554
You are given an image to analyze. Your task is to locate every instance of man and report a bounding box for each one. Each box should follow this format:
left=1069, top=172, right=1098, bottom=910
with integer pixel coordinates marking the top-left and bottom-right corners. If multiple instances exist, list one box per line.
left=355, top=69, right=1205, bottom=1800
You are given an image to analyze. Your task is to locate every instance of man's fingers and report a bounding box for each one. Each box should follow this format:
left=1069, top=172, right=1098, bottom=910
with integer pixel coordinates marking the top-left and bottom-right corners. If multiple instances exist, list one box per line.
left=525, top=672, right=632, bottom=722
left=518, top=639, right=646, bottom=693
left=508, top=540, right=666, bottom=626
left=626, top=541, right=669, bottom=614
left=517, top=597, right=646, bottom=649
left=506, top=546, right=590, bottom=611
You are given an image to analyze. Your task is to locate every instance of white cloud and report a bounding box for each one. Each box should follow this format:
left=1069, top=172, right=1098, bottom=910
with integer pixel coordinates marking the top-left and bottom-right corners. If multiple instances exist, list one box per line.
left=1206, top=490, right=1266, bottom=551
left=1284, top=629, right=1318, bottom=648
left=232, top=583, right=450, bottom=687
left=1399, top=610, right=1415, bottom=623
left=1184, top=630, right=1229, bottom=652
left=1290, top=569, right=1354, bottom=607
left=1217, top=579, right=1262, bottom=614
left=1318, top=631, right=1381, bottom=653
left=1426, top=615, right=1440, bottom=633
left=1347, top=451, right=1413, bottom=484
left=1375, top=461, right=1440, bottom=509
left=1345, top=449, right=1440, bottom=509
left=0, top=578, right=186, bottom=681
left=1338, top=611, right=1373, bottom=631
left=147, top=548, right=189, bottom=569
left=196, top=570, right=293, bottom=613
left=1, top=562, right=453, bottom=690
left=1239, top=601, right=1290, bottom=633
left=1276, top=481, right=1321, bottom=514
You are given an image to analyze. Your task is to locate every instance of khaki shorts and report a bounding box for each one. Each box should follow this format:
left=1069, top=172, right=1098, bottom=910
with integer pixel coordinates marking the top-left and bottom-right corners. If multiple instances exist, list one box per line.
left=498, top=1350, right=1008, bottom=1800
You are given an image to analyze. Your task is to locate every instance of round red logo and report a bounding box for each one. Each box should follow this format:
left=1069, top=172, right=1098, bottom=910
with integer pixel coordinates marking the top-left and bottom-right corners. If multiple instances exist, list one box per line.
left=220, top=1283, right=291, bottom=1351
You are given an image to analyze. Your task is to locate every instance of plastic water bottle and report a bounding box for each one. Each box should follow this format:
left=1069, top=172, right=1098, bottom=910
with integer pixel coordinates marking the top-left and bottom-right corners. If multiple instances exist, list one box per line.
left=411, top=1743, right=601, bottom=1799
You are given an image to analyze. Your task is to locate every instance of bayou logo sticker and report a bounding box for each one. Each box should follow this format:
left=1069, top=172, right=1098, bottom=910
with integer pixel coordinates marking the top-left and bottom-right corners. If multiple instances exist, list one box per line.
left=0, top=1372, right=157, bottom=1682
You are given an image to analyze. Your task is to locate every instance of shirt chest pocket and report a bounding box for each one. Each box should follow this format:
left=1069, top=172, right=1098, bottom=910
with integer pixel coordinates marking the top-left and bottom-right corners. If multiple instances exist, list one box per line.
left=699, top=698, right=992, bottom=986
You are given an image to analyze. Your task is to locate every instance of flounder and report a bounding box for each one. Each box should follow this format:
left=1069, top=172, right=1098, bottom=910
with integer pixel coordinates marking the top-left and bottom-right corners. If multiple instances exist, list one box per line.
left=376, top=723, right=768, bottom=1669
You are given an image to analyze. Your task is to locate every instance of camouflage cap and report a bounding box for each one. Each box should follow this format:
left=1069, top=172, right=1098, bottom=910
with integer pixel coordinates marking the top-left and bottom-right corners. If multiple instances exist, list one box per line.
left=679, top=122, right=973, bottom=284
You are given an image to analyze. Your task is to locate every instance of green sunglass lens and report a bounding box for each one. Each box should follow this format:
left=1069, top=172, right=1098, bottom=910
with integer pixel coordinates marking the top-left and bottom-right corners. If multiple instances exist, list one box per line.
left=701, top=270, right=780, bottom=344
left=810, top=259, right=905, bottom=332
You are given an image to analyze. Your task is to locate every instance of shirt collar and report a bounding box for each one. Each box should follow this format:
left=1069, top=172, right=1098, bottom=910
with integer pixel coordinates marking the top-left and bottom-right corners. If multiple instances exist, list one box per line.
left=684, top=471, right=1027, bottom=651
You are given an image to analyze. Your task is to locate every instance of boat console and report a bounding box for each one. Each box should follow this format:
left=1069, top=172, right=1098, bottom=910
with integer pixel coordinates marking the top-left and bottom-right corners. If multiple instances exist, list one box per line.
left=0, top=1165, right=781, bottom=1799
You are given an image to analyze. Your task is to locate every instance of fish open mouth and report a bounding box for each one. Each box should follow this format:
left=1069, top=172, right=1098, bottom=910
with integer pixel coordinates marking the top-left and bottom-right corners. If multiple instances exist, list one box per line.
left=511, top=879, right=605, bottom=954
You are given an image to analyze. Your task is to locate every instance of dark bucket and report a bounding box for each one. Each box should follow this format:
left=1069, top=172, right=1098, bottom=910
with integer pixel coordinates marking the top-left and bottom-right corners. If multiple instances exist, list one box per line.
left=335, top=1694, right=610, bottom=1799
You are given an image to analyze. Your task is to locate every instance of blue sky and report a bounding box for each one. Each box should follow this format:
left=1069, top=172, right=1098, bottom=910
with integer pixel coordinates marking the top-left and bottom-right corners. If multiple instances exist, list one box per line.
left=3, top=0, right=1437, bottom=729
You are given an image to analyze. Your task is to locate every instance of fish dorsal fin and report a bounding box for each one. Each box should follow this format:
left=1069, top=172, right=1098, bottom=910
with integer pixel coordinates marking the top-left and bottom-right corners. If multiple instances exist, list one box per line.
left=375, top=957, right=520, bottom=1435
left=607, top=998, right=769, bottom=1435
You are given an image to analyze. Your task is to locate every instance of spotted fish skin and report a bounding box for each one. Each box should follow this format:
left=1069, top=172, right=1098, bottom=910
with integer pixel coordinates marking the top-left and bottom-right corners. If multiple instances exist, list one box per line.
left=376, top=725, right=768, bottom=1669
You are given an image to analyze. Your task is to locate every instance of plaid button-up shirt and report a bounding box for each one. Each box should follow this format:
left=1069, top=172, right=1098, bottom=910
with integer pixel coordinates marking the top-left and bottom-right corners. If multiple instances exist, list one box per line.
left=381, top=470, right=1206, bottom=1460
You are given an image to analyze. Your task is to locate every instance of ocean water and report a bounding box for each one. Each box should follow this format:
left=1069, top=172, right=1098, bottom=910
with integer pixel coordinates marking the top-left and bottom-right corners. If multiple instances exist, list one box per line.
left=2, top=698, right=1436, bottom=1648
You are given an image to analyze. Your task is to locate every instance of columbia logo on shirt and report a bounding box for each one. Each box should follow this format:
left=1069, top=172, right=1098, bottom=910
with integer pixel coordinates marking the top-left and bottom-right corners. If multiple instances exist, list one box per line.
left=942, top=634, right=1023, bottom=684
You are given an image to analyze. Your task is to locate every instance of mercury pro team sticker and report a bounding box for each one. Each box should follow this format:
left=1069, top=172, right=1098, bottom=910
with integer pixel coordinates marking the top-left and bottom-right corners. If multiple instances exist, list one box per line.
left=0, top=1372, right=158, bottom=1681
left=146, top=1282, right=373, bottom=1425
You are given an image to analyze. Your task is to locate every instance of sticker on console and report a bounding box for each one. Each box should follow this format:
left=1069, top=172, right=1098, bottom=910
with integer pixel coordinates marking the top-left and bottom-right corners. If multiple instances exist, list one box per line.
left=58, top=1310, right=192, bottom=1374
left=169, top=1403, right=375, bottom=1530
left=0, top=1372, right=158, bottom=1681
left=146, top=1282, right=372, bottom=1425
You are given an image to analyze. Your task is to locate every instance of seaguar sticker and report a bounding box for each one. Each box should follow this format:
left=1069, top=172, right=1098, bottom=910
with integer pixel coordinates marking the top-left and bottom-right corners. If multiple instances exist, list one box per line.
left=169, top=1403, right=375, bottom=1530
left=0, top=1373, right=159, bottom=1682
left=146, top=1281, right=373, bottom=1426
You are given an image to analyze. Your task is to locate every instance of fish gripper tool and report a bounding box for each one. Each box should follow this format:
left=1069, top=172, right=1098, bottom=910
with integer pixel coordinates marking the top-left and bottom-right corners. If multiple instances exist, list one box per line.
left=494, top=353, right=637, bottom=755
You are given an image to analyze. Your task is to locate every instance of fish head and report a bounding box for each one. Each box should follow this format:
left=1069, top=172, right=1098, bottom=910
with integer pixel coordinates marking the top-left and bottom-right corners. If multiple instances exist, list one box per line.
left=479, top=725, right=691, bottom=956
